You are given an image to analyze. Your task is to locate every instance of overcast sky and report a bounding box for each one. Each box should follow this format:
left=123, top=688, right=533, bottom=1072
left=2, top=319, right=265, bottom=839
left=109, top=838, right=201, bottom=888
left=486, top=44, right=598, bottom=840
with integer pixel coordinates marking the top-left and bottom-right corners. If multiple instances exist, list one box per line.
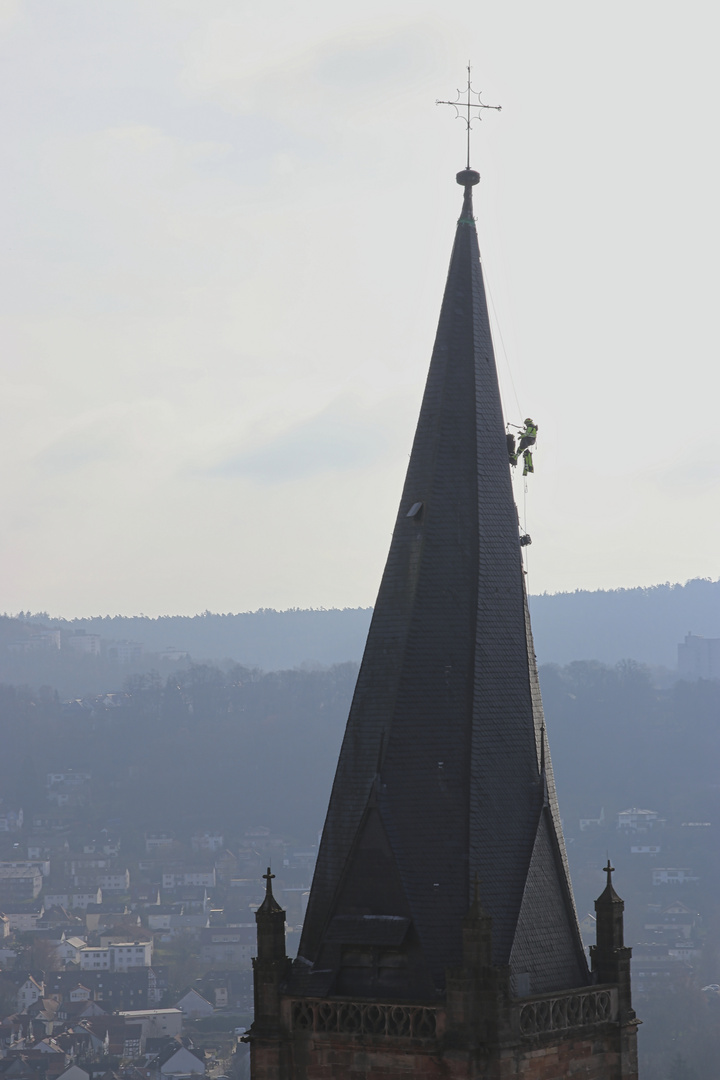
left=0, top=0, right=718, bottom=616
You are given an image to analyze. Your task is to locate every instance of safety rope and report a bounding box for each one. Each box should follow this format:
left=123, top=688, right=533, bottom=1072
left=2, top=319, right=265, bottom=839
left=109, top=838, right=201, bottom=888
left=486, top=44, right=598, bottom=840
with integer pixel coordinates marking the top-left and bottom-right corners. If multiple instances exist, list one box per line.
left=483, top=255, right=532, bottom=584
left=485, top=275, right=523, bottom=419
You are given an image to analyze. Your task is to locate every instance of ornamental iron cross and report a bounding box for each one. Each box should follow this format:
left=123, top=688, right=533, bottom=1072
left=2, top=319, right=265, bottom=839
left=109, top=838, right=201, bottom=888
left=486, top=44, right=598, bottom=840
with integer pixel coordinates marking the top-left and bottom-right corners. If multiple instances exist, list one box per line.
left=436, top=65, right=501, bottom=169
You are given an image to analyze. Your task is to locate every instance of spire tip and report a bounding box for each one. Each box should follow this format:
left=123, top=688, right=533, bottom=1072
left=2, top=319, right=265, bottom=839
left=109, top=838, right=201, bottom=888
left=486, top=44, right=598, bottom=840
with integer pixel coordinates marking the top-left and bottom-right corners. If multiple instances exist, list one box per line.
left=456, top=168, right=480, bottom=187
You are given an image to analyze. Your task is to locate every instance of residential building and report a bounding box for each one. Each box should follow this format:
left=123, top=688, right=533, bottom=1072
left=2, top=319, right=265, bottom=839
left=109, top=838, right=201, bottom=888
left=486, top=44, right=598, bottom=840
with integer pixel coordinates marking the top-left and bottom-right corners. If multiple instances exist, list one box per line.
left=617, top=807, right=662, bottom=831
left=43, top=893, right=71, bottom=911
left=45, top=772, right=91, bottom=788
left=146, top=905, right=183, bottom=931
left=56, top=1065, right=89, bottom=1080
left=64, top=631, right=100, bottom=656
left=96, top=870, right=130, bottom=893
left=55, top=936, right=87, bottom=965
left=145, top=835, right=174, bottom=855
left=174, top=988, right=214, bottom=1019
left=115, top=1009, right=182, bottom=1051
left=190, top=833, right=224, bottom=854
left=0, top=811, right=24, bottom=833
left=0, top=860, right=49, bottom=877
left=84, top=902, right=129, bottom=932
left=152, top=1045, right=204, bottom=1077
left=644, top=900, right=701, bottom=941
left=678, top=632, right=720, bottom=679
left=16, top=976, right=45, bottom=1012
left=4, top=905, right=44, bottom=931
left=0, top=869, right=43, bottom=902
left=162, top=870, right=215, bottom=890
left=79, top=941, right=152, bottom=971
left=652, top=868, right=699, bottom=886
left=199, top=926, right=254, bottom=968
left=579, top=808, right=605, bottom=831
left=70, top=890, right=103, bottom=910
left=106, top=641, right=143, bottom=663
left=45, top=969, right=152, bottom=1011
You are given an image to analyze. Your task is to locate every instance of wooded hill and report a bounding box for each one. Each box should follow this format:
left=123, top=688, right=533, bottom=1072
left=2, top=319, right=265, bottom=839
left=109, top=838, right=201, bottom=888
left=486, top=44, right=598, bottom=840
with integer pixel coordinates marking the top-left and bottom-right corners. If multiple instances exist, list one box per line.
left=11, top=576, right=720, bottom=676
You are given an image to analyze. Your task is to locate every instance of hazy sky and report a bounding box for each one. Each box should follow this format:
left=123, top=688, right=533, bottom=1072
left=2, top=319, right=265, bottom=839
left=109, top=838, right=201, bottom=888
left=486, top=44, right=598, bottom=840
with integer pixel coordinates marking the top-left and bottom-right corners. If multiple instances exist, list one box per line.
left=1, top=0, right=718, bottom=616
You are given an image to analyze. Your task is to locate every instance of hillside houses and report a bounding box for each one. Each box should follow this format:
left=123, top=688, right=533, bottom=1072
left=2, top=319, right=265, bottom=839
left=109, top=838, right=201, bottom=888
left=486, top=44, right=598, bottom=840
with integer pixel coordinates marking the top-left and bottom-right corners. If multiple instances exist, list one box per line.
left=0, top=801, right=312, bottom=1080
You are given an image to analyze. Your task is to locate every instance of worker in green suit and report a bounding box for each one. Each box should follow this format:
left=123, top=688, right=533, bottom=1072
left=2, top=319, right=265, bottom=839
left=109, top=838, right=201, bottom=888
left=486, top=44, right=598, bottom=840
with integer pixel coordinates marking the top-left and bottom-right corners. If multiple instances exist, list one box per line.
left=517, top=418, right=538, bottom=454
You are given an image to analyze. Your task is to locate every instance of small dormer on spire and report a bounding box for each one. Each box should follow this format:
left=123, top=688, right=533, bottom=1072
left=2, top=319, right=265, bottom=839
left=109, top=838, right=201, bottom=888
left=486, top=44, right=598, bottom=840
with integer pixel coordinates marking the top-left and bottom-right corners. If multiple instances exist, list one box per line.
left=466, top=872, right=490, bottom=923
left=462, top=873, right=493, bottom=971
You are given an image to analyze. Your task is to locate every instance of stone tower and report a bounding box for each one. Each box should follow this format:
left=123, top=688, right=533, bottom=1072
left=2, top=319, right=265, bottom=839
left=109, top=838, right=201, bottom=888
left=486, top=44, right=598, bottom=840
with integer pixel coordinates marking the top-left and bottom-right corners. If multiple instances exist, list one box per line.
left=247, top=166, right=640, bottom=1078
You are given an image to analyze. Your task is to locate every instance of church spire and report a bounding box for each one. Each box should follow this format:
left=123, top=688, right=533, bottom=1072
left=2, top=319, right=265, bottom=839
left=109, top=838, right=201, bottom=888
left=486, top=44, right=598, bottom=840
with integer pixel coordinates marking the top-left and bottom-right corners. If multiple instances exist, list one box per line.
left=293, top=166, right=588, bottom=1001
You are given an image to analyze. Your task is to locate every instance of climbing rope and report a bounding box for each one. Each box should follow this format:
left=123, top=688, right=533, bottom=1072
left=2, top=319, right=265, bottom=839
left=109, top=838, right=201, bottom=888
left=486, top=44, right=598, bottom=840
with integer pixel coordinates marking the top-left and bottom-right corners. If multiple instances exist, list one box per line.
left=523, top=477, right=529, bottom=583
left=483, top=257, right=534, bottom=583
left=485, top=274, right=523, bottom=419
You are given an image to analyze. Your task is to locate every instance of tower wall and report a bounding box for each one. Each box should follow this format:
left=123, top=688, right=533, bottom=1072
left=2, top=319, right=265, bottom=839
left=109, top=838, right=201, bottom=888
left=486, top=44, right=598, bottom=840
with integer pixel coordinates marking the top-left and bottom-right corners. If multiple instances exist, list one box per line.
left=263, top=987, right=638, bottom=1079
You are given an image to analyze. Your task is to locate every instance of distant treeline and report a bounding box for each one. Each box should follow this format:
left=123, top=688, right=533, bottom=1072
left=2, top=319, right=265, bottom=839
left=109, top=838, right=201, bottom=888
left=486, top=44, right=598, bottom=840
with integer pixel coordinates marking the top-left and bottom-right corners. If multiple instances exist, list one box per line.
left=530, top=577, right=720, bottom=668
left=0, top=659, right=718, bottom=853
left=0, top=663, right=357, bottom=844
left=11, top=576, right=720, bottom=674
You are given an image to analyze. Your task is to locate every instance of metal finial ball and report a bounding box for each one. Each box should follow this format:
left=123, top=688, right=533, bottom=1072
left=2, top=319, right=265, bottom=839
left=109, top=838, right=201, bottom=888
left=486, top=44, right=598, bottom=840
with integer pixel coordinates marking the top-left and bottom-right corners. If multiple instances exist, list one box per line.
left=456, top=168, right=480, bottom=187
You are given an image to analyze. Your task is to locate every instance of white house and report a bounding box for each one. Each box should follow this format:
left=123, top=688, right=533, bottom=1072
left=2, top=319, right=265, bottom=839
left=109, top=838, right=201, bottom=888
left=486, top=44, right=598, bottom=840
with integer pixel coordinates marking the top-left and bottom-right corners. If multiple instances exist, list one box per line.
left=0, top=858, right=49, bottom=877
left=35, top=1040, right=65, bottom=1055
left=652, top=868, right=699, bottom=886
left=155, top=1046, right=205, bottom=1076
left=80, top=941, right=152, bottom=971
left=96, top=870, right=130, bottom=892
left=16, top=975, right=45, bottom=1011
left=145, top=835, right=174, bottom=854
left=44, top=893, right=71, bottom=910
left=617, top=808, right=662, bottom=831
left=162, top=870, right=216, bottom=889
left=56, top=1065, right=90, bottom=1080
left=175, top=988, right=214, bottom=1019
left=147, top=906, right=181, bottom=932
left=0, top=809, right=24, bottom=832
left=71, top=889, right=103, bottom=910
left=117, top=1008, right=183, bottom=1050
left=64, top=632, right=101, bottom=656
left=190, top=833, right=224, bottom=853
left=56, top=935, right=87, bottom=964
left=579, top=808, right=605, bottom=832
left=5, top=905, right=44, bottom=931
left=46, top=771, right=91, bottom=787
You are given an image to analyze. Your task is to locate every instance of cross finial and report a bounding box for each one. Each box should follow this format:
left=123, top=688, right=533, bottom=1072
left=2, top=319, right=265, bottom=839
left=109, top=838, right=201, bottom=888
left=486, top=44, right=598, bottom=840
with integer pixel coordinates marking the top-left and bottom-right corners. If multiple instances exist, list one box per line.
left=263, top=866, right=275, bottom=895
left=436, top=64, right=501, bottom=170
left=604, top=859, right=615, bottom=884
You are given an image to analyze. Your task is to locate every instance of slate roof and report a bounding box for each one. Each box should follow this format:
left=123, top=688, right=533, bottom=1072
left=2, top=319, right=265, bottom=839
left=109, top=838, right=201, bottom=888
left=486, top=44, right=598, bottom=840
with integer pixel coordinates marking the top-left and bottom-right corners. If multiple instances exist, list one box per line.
left=292, top=169, right=589, bottom=1000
